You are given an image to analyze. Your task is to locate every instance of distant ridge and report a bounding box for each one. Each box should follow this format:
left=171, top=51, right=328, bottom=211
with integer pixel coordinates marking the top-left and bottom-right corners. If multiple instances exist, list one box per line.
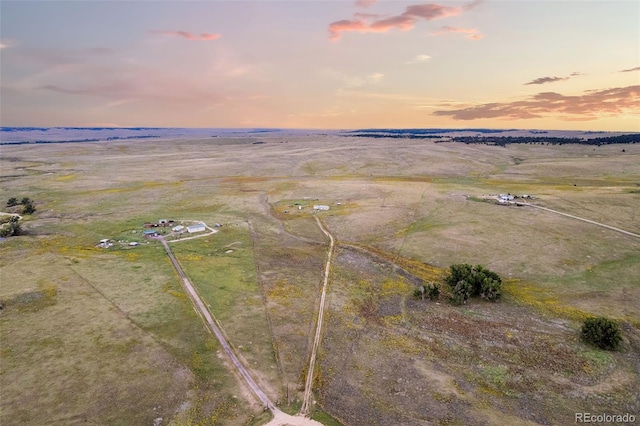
left=0, top=127, right=292, bottom=145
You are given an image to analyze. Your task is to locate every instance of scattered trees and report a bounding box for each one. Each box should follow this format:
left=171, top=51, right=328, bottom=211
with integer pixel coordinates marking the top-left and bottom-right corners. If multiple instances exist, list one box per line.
left=5, top=196, right=36, bottom=215
left=581, top=317, right=622, bottom=351
left=444, top=263, right=502, bottom=304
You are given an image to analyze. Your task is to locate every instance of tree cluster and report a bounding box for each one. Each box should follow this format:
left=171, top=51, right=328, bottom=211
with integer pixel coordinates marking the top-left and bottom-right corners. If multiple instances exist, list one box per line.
left=581, top=317, right=622, bottom=351
left=444, top=264, right=502, bottom=305
left=6, top=197, right=36, bottom=215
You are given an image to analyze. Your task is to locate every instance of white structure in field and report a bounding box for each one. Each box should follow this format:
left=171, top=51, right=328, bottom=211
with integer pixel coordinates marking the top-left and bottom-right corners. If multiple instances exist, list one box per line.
left=187, top=224, right=206, bottom=233
left=313, top=205, right=330, bottom=211
left=172, top=225, right=185, bottom=232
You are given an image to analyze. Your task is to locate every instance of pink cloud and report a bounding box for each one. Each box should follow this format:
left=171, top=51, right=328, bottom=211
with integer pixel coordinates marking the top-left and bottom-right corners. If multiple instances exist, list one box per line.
left=432, top=85, right=640, bottom=121
left=369, top=15, right=417, bottom=32
left=328, top=20, right=369, bottom=41
left=151, top=30, right=221, bottom=41
left=404, top=4, right=463, bottom=20
left=430, top=26, right=483, bottom=40
left=329, top=1, right=478, bottom=40
left=355, top=0, right=377, bottom=7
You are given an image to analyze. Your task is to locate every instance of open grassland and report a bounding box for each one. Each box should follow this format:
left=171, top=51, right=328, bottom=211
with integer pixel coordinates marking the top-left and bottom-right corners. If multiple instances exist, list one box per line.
left=1, top=135, right=638, bottom=425
left=319, top=249, right=640, bottom=425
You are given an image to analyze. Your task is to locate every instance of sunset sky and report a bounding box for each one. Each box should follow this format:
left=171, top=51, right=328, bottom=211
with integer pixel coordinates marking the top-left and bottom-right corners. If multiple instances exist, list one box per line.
left=1, top=1, right=639, bottom=130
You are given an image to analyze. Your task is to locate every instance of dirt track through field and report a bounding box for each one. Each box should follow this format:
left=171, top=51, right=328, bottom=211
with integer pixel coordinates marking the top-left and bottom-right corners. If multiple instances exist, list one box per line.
left=159, top=227, right=323, bottom=425
left=159, top=237, right=277, bottom=409
left=299, top=216, right=335, bottom=417
left=524, top=203, right=640, bottom=239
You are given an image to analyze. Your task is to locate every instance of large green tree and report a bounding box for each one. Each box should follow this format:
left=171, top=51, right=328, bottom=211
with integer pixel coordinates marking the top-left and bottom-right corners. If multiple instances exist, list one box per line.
left=445, top=264, right=502, bottom=303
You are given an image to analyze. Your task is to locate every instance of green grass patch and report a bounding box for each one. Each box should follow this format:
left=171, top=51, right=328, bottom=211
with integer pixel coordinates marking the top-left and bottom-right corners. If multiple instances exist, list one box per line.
left=579, top=348, right=614, bottom=375
left=312, top=406, right=344, bottom=426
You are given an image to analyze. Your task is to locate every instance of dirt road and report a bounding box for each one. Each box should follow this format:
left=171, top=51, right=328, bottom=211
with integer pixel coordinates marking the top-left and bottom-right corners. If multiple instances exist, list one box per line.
left=159, top=231, right=324, bottom=425
left=159, top=237, right=277, bottom=410
left=299, top=216, right=335, bottom=417
left=523, top=203, right=640, bottom=239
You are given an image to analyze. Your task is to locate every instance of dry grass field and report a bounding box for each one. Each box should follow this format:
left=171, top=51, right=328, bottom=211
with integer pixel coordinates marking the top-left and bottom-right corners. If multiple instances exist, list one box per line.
left=1, top=134, right=638, bottom=425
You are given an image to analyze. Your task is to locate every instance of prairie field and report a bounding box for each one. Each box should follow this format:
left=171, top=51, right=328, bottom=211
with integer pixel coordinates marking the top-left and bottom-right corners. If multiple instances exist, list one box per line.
left=1, top=135, right=639, bottom=425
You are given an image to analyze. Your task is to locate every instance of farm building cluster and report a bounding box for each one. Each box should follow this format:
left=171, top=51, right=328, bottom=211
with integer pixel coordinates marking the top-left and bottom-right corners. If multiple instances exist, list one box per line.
left=493, top=193, right=535, bottom=205
left=281, top=199, right=339, bottom=214
left=97, top=218, right=219, bottom=248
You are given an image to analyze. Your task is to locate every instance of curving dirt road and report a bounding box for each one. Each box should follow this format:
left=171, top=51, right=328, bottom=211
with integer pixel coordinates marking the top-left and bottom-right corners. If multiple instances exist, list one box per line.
left=299, top=216, right=335, bottom=417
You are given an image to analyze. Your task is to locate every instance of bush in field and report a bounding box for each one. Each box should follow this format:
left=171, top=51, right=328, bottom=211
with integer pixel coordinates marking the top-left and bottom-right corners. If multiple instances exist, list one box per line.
left=6, top=197, right=18, bottom=207
left=427, top=283, right=440, bottom=301
left=449, top=280, right=473, bottom=305
left=0, top=216, right=22, bottom=237
left=480, top=277, right=502, bottom=302
left=581, top=317, right=622, bottom=351
left=413, top=282, right=441, bottom=301
left=445, top=264, right=502, bottom=303
left=21, top=202, right=36, bottom=215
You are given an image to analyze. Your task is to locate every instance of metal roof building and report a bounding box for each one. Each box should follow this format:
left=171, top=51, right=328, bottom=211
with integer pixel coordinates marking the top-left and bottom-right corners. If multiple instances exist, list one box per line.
left=187, top=224, right=206, bottom=233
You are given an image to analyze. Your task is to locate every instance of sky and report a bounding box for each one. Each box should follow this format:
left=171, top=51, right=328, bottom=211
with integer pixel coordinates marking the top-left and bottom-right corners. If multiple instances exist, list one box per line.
left=1, top=0, right=639, bottom=131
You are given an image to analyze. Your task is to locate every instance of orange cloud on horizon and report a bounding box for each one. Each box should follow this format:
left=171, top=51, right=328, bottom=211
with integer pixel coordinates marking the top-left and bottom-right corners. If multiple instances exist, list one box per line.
left=433, top=85, right=640, bottom=121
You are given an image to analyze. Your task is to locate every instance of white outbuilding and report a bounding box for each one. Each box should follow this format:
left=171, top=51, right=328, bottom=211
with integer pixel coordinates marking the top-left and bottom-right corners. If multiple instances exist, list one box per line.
left=313, top=205, right=330, bottom=211
left=186, top=224, right=206, bottom=233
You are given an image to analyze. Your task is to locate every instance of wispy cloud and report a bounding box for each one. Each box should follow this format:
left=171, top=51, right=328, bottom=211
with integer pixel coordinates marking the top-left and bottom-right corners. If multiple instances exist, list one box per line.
left=325, top=69, right=384, bottom=89
left=329, top=1, right=480, bottom=41
left=524, top=71, right=583, bottom=85
left=433, top=85, right=640, bottom=121
left=430, top=26, right=483, bottom=40
left=355, top=0, right=377, bottom=8
left=524, top=76, right=569, bottom=85
left=367, top=72, right=384, bottom=83
left=406, top=54, right=431, bottom=64
left=150, top=30, right=221, bottom=41
left=620, top=66, right=640, bottom=73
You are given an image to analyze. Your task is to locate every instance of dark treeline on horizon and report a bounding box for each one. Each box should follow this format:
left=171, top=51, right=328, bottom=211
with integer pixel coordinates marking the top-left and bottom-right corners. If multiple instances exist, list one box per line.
left=345, top=132, right=640, bottom=146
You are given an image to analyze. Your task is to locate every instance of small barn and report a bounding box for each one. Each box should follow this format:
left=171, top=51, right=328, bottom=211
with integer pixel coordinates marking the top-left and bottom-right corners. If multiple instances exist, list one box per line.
left=187, top=224, right=206, bottom=233
left=172, top=225, right=185, bottom=232
left=313, top=205, right=330, bottom=211
left=142, top=229, right=159, bottom=237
